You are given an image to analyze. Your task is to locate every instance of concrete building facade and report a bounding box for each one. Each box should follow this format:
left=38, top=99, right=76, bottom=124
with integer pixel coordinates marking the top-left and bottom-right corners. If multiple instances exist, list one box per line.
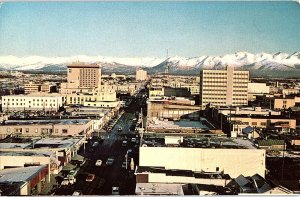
left=0, top=119, right=93, bottom=139
left=136, top=68, right=148, bottom=81
left=139, top=146, right=266, bottom=179
left=1, top=93, right=65, bottom=112
left=67, top=62, right=101, bottom=89
left=200, top=67, right=249, bottom=107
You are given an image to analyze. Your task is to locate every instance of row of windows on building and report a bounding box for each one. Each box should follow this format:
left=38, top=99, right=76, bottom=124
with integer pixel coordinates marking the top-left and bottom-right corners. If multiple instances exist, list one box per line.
left=3, top=98, right=58, bottom=102
left=6, top=128, right=68, bottom=134
left=3, top=103, right=56, bottom=107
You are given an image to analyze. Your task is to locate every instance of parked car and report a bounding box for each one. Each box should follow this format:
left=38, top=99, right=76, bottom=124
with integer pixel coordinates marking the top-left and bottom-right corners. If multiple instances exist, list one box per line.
left=131, top=138, right=137, bottom=143
left=112, top=187, right=119, bottom=195
left=122, top=140, right=127, bottom=147
left=72, top=190, right=83, bottom=196
left=86, top=173, right=95, bottom=182
left=61, top=177, right=76, bottom=185
left=106, top=158, right=114, bottom=166
left=95, top=160, right=102, bottom=166
left=67, top=169, right=78, bottom=178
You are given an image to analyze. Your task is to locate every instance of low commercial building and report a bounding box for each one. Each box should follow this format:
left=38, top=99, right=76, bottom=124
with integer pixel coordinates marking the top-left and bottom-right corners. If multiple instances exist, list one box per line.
left=0, top=119, right=93, bottom=139
left=0, top=166, right=49, bottom=195
left=68, top=107, right=112, bottom=130
left=147, top=100, right=199, bottom=122
left=0, top=137, right=85, bottom=173
left=225, top=115, right=296, bottom=134
left=66, top=92, right=119, bottom=108
left=257, top=139, right=286, bottom=151
left=1, top=93, right=65, bottom=112
left=248, top=82, right=270, bottom=101
left=255, top=94, right=300, bottom=110
left=137, top=137, right=266, bottom=183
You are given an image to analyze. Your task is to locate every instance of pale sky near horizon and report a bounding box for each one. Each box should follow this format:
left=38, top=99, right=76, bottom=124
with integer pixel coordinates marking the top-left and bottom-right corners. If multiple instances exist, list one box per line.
left=0, top=1, right=299, bottom=58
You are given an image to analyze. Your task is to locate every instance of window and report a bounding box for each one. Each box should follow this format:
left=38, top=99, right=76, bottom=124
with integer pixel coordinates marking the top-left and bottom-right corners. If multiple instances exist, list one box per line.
left=62, top=129, right=68, bottom=134
left=216, top=167, right=219, bottom=172
left=55, top=129, right=58, bottom=133
left=252, top=122, right=257, bottom=126
left=26, top=128, right=29, bottom=133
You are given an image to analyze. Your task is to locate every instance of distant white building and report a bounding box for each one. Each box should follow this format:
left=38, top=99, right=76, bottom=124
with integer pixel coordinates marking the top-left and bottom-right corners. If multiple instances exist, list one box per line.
left=1, top=93, right=65, bottom=112
left=136, top=68, right=148, bottom=81
left=248, top=83, right=270, bottom=94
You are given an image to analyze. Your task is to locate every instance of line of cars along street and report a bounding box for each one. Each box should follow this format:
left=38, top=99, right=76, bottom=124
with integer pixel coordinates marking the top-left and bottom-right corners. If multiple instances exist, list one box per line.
left=65, top=112, right=139, bottom=195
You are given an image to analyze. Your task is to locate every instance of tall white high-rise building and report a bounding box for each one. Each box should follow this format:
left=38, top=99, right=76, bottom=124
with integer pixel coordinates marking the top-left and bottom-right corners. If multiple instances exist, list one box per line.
left=199, top=67, right=249, bottom=107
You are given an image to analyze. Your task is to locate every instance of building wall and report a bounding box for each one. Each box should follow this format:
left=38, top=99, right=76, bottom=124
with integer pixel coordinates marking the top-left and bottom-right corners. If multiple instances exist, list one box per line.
left=139, top=147, right=266, bottom=178
left=136, top=69, right=148, bottom=81
left=24, top=82, right=41, bottom=94
left=147, top=101, right=200, bottom=121
left=200, top=67, right=249, bottom=107
left=274, top=98, right=296, bottom=109
left=0, top=120, right=93, bottom=138
left=0, top=155, right=50, bottom=170
left=66, top=92, right=117, bottom=106
left=1, top=94, right=65, bottom=112
left=229, top=116, right=296, bottom=129
left=67, top=63, right=101, bottom=89
left=139, top=173, right=229, bottom=186
left=248, top=83, right=270, bottom=94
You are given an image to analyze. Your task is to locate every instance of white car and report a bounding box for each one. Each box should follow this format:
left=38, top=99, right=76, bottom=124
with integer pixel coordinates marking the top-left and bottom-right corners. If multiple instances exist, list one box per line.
left=112, top=187, right=119, bottom=195
left=95, top=160, right=102, bottom=166
left=106, top=158, right=114, bottom=166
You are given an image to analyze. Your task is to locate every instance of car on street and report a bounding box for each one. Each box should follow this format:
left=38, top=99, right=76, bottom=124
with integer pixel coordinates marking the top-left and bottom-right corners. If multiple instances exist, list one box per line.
left=131, top=138, right=137, bottom=143
left=122, top=140, right=127, bottom=146
left=106, top=157, right=114, bottom=166
left=86, top=173, right=95, bottom=182
left=61, top=177, right=76, bottom=185
left=112, top=187, right=119, bottom=195
left=67, top=169, right=78, bottom=178
left=95, top=159, right=102, bottom=166
left=72, top=190, right=83, bottom=195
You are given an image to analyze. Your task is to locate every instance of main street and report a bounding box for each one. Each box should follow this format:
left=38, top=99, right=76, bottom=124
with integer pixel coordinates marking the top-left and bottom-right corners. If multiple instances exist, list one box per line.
left=54, top=90, right=147, bottom=195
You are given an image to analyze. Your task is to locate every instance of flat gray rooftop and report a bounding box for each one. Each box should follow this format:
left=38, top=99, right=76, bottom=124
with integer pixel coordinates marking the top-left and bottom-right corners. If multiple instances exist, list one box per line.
left=3, top=119, right=90, bottom=126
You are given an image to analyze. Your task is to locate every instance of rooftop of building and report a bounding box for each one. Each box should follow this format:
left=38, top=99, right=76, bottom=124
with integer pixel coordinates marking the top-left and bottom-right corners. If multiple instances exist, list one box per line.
left=0, top=150, right=53, bottom=157
left=2, top=93, right=63, bottom=97
left=216, top=106, right=277, bottom=112
left=0, top=166, right=47, bottom=183
left=0, top=137, right=83, bottom=150
left=141, top=135, right=257, bottom=149
left=67, top=62, right=101, bottom=68
left=0, top=182, right=26, bottom=196
left=227, top=114, right=294, bottom=119
left=147, top=119, right=212, bottom=131
left=136, top=166, right=231, bottom=180
left=135, top=183, right=184, bottom=195
left=2, top=119, right=91, bottom=126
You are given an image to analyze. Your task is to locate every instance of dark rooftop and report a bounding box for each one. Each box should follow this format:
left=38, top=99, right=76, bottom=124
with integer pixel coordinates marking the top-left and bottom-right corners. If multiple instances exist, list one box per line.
left=136, top=166, right=231, bottom=180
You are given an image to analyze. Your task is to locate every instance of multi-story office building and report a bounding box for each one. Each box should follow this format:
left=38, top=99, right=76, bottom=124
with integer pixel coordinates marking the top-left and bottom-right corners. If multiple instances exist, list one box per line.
left=136, top=68, right=148, bottom=81
left=200, top=67, right=249, bottom=107
left=24, top=82, right=42, bottom=94
left=1, top=93, right=65, bottom=112
left=66, top=62, right=102, bottom=89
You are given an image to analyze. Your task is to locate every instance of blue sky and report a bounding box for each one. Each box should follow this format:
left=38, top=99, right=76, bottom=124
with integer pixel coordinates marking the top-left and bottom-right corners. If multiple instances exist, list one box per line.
left=0, top=1, right=299, bottom=57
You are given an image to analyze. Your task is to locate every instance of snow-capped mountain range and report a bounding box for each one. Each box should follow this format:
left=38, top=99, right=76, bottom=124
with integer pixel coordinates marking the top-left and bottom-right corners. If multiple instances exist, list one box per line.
left=0, top=52, right=299, bottom=77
